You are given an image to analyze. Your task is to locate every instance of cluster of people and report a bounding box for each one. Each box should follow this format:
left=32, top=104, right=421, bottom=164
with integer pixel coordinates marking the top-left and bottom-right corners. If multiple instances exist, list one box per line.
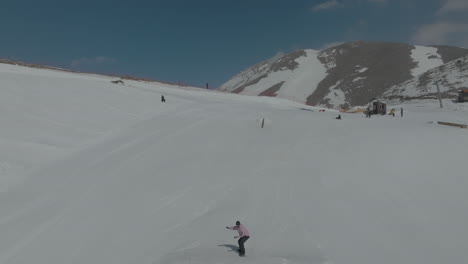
left=365, top=107, right=403, bottom=117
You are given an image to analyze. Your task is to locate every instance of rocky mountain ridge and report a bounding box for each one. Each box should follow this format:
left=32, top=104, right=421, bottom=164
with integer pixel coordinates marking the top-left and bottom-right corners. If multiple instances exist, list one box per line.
left=219, top=41, right=468, bottom=107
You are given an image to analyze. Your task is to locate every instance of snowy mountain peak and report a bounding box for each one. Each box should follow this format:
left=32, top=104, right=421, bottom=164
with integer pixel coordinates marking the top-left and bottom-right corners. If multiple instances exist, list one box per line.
left=219, top=41, right=468, bottom=108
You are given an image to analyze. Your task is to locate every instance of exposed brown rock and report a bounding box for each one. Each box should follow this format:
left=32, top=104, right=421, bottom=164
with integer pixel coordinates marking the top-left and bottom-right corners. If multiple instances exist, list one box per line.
left=220, top=51, right=308, bottom=94
left=221, top=41, right=468, bottom=107
left=231, top=74, right=268, bottom=94
left=432, top=45, right=468, bottom=63
left=269, top=50, right=306, bottom=72
left=258, top=82, right=285, bottom=97
left=307, top=41, right=416, bottom=106
left=384, top=54, right=468, bottom=102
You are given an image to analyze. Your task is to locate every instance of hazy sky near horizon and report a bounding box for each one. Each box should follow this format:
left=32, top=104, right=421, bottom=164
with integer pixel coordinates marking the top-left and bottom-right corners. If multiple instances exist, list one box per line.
left=1, top=0, right=467, bottom=87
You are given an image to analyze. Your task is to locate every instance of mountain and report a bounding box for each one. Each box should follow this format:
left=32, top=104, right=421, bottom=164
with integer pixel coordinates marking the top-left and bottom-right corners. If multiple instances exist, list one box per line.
left=219, top=41, right=468, bottom=108
left=384, top=54, right=468, bottom=101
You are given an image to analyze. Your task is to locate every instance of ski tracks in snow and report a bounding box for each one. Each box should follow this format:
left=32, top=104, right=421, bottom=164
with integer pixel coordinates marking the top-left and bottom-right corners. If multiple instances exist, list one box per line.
left=0, top=103, right=217, bottom=263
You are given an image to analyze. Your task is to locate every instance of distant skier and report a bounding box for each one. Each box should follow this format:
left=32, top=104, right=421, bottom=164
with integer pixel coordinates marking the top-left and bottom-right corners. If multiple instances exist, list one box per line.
left=365, top=107, right=371, bottom=118
left=390, top=108, right=396, bottom=117
left=336, top=114, right=341, bottom=120
left=226, top=221, right=250, bottom=256
left=161, top=95, right=166, bottom=103
left=401, top=107, right=403, bottom=117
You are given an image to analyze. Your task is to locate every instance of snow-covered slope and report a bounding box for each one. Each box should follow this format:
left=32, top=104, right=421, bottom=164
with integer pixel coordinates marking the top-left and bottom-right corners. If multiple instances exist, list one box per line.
left=1, top=63, right=468, bottom=264
left=220, top=50, right=327, bottom=104
left=384, top=55, right=468, bottom=101
left=410, top=45, right=444, bottom=76
left=220, top=41, right=468, bottom=108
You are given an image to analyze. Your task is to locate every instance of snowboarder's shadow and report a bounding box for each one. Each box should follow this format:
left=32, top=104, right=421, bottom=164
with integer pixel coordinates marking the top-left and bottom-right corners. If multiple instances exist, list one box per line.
left=218, top=244, right=238, bottom=252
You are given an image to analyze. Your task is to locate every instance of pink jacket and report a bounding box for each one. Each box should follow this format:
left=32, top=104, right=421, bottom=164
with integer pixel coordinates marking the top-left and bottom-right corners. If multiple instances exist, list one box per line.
left=228, top=224, right=250, bottom=237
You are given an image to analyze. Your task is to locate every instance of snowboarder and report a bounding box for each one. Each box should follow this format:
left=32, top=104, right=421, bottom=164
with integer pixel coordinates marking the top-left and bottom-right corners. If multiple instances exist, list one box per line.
left=336, top=114, right=341, bottom=120
left=161, top=95, right=166, bottom=103
left=390, top=108, right=396, bottom=117
left=226, top=221, right=250, bottom=256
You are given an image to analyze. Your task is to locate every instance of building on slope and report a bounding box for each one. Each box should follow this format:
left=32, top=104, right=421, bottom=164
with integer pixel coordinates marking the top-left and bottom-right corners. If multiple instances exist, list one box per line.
left=458, top=89, right=468, bottom=102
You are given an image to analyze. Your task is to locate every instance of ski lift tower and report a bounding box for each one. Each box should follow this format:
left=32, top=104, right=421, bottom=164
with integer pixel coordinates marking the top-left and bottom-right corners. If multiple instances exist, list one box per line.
left=434, top=79, right=443, bottom=108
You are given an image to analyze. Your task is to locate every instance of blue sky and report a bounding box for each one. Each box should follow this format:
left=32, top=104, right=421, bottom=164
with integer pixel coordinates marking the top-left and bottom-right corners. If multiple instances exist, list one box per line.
left=1, top=0, right=467, bottom=87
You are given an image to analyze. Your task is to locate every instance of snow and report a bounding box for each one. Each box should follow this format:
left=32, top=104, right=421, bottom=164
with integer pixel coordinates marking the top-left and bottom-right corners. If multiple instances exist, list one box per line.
left=324, top=80, right=346, bottom=107
left=355, top=66, right=368, bottom=73
left=411, top=46, right=444, bottom=76
left=444, top=60, right=468, bottom=87
left=385, top=55, right=468, bottom=98
left=320, top=50, right=338, bottom=69
left=1, top=63, right=468, bottom=264
left=219, top=61, right=271, bottom=92
left=240, top=50, right=328, bottom=104
left=352, top=76, right=366, bottom=82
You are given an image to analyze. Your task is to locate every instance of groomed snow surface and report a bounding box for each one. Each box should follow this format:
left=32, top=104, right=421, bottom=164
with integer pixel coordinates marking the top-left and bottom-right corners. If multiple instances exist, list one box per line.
left=1, top=63, right=468, bottom=264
